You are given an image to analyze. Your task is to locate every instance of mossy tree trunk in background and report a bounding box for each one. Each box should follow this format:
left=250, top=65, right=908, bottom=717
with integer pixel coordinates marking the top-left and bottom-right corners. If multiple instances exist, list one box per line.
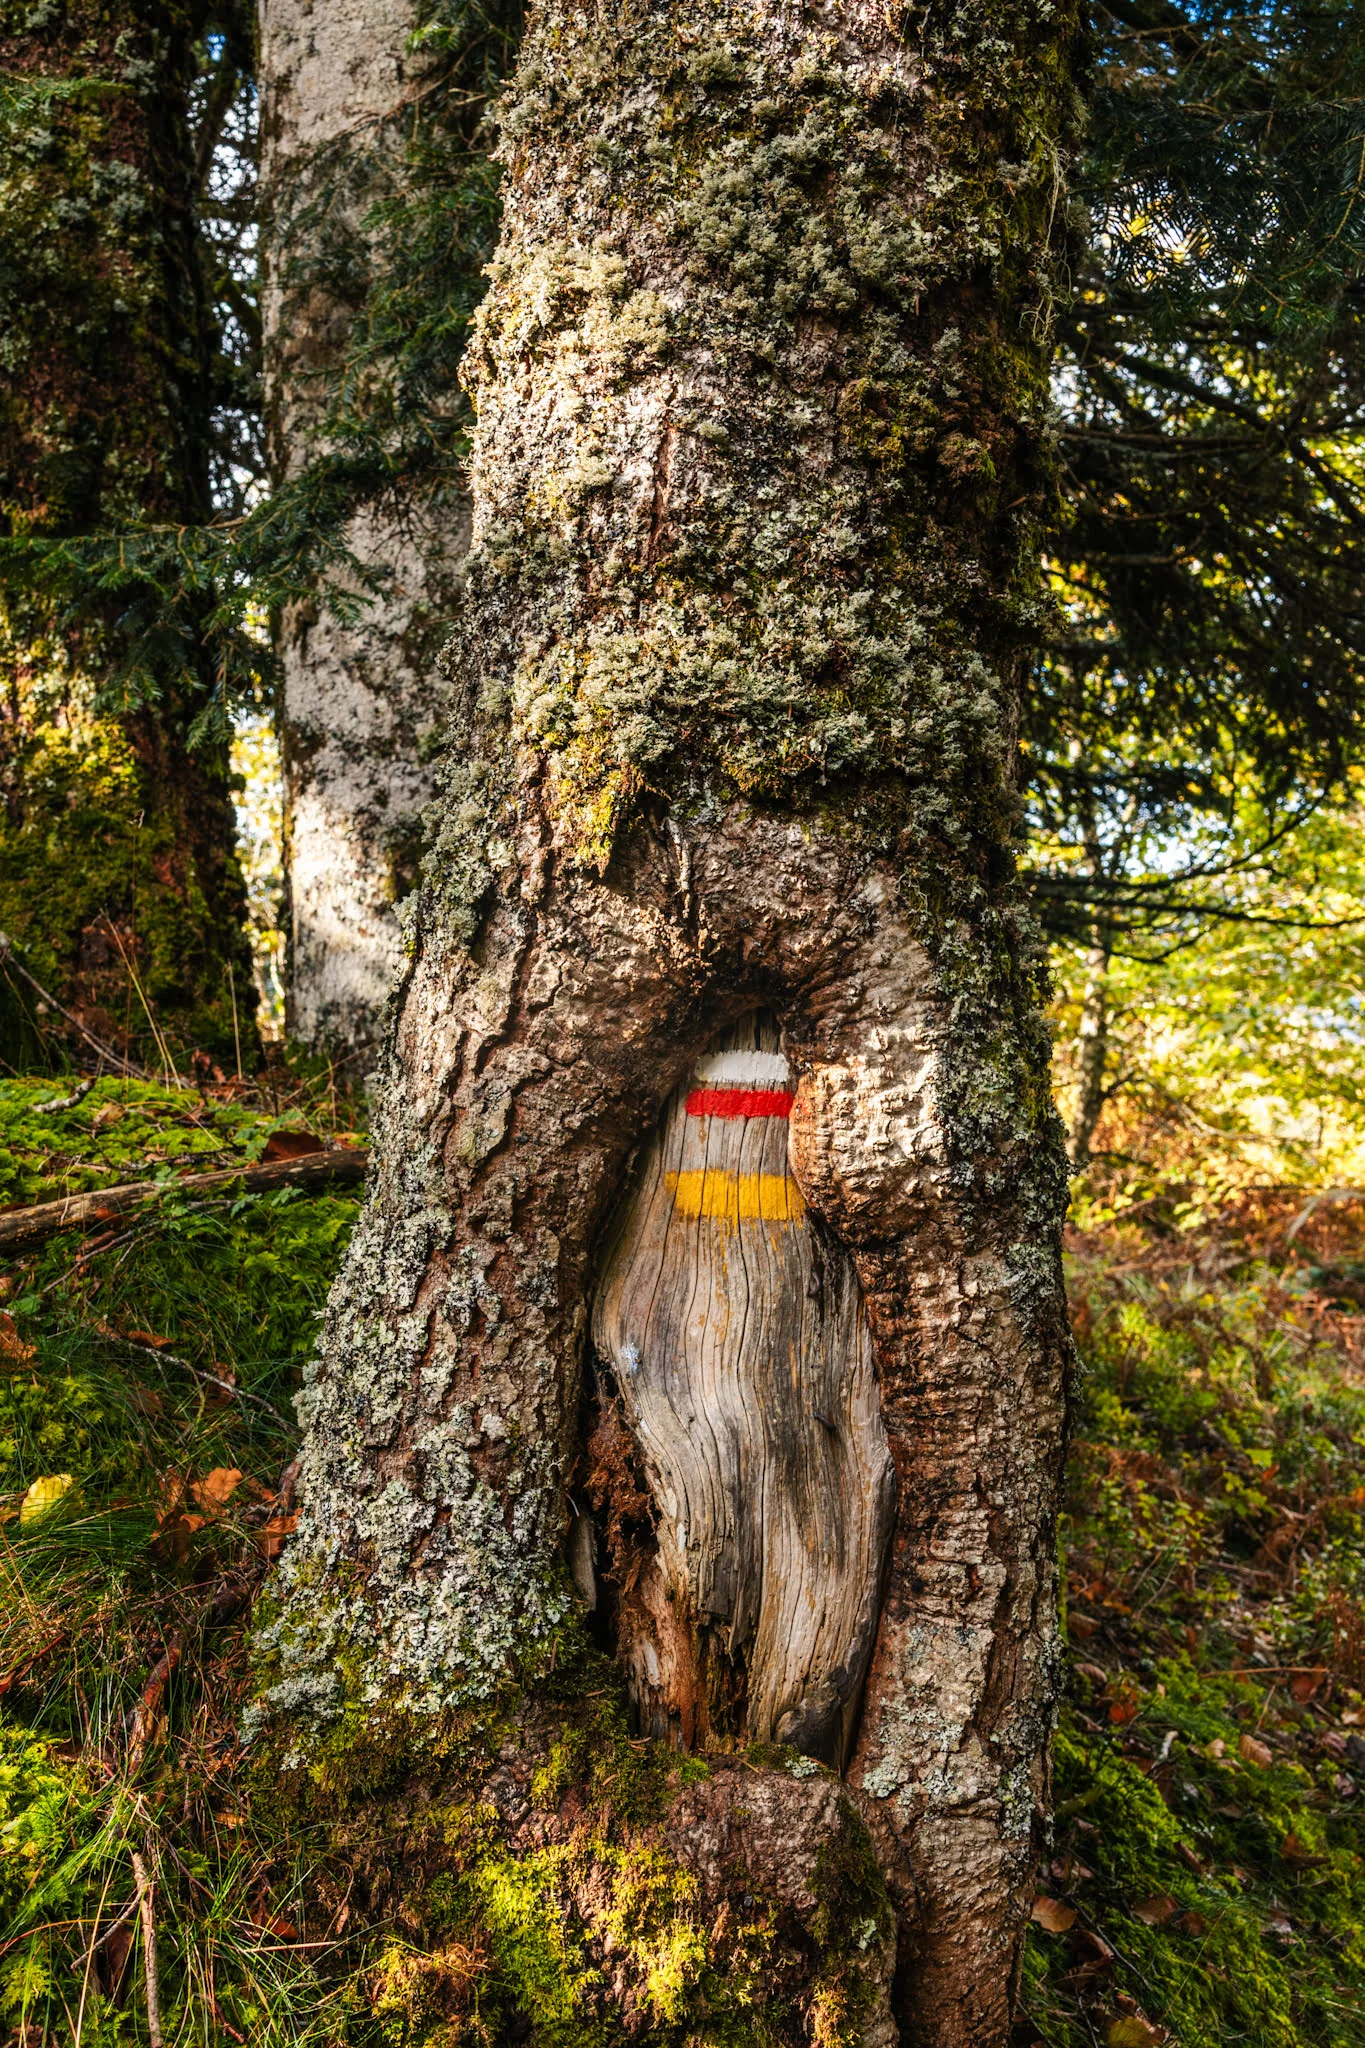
left=260, top=0, right=516, bottom=1056
left=1066, top=934, right=1111, bottom=1167
left=260, top=0, right=455, bottom=1058
left=0, top=0, right=254, bottom=1068
left=257, top=2, right=1082, bottom=2042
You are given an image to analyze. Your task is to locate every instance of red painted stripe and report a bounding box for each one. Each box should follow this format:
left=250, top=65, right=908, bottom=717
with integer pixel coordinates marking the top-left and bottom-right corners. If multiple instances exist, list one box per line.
left=685, top=1087, right=795, bottom=1120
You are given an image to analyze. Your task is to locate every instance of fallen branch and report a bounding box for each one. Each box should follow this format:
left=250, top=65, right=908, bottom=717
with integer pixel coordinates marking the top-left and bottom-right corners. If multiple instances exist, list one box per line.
left=126, top=1637, right=183, bottom=1768
left=123, top=1577, right=254, bottom=1766
left=88, top=1896, right=137, bottom=1953
left=103, top=1331, right=291, bottom=1425
left=0, top=1146, right=368, bottom=1253
left=130, top=1851, right=163, bottom=2048
left=74, top=1891, right=138, bottom=2044
left=33, top=1077, right=96, bottom=1113
left=0, top=1632, right=68, bottom=1697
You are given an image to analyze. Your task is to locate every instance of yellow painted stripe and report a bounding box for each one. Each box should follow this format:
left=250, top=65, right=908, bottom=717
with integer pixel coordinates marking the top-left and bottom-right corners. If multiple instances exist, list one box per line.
left=665, top=1170, right=806, bottom=1222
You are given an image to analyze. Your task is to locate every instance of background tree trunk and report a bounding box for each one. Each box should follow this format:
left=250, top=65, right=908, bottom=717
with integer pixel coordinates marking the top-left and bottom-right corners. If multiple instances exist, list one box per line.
left=260, top=0, right=514, bottom=1054
left=256, top=2, right=1082, bottom=2041
left=1067, top=936, right=1111, bottom=1166
left=0, top=0, right=253, bottom=1069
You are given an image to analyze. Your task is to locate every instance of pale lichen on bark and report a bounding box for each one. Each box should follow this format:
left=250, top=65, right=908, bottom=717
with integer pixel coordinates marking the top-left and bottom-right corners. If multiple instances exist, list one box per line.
left=259, top=1, right=1084, bottom=2039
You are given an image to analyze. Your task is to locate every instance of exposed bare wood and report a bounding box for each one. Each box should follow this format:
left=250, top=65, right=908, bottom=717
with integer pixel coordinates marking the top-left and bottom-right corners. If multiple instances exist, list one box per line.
left=33, top=1078, right=96, bottom=1113
left=593, top=1013, right=894, bottom=1765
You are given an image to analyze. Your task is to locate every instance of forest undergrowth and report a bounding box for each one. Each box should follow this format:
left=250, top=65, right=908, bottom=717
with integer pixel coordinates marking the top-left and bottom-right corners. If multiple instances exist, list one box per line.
left=1, top=1078, right=1364, bottom=2046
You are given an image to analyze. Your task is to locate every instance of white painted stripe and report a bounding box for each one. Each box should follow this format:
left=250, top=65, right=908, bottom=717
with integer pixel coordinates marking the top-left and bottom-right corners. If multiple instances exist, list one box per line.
left=693, top=1049, right=791, bottom=1085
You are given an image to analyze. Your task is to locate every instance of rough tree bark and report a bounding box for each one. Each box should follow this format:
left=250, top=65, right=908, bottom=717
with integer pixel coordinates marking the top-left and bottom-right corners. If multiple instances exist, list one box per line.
left=256, top=3, right=1082, bottom=2042
left=259, top=0, right=514, bottom=1053
left=0, top=0, right=253, bottom=1065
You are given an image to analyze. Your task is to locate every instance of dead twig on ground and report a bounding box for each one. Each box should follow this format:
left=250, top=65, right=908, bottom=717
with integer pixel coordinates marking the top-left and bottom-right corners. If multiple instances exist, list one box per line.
left=127, top=1637, right=184, bottom=1769
left=33, top=1077, right=96, bottom=1112
left=130, top=1851, right=163, bottom=2048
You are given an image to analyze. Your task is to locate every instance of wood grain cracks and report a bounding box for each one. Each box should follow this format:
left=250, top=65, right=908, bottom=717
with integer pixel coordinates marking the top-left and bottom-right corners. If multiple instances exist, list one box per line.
left=589, top=1012, right=895, bottom=1766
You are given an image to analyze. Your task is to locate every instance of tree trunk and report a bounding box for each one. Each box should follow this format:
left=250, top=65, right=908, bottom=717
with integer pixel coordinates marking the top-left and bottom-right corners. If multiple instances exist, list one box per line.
left=1067, top=937, right=1110, bottom=1167
left=259, top=0, right=513, bottom=1053
left=256, top=3, right=1081, bottom=2042
left=0, top=0, right=253, bottom=1068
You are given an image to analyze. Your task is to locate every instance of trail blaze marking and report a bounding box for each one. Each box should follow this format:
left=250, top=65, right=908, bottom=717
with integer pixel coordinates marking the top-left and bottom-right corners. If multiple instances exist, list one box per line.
left=684, top=1087, right=796, bottom=1120
left=665, top=1168, right=805, bottom=1221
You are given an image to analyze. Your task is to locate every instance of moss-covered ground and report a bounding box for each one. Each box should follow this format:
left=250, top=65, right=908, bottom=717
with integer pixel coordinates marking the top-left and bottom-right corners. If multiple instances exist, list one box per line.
left=1016, top=1198, right=1365, bottom=2048
left=1, top=1080, right=1363, bottom=2044
left=0, top=1072, right=361, bottom=2046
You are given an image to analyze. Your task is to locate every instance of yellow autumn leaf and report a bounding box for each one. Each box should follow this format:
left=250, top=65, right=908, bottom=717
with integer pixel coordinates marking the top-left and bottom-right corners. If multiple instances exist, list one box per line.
left=1108, top=2019, right=1165, bottom=2048
left=19, top=1474, right=76, bottom=1525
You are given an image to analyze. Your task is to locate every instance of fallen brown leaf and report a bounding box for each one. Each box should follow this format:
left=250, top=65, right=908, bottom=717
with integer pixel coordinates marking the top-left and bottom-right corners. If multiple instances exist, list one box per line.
left=191, top=1468, right=243, bottom=1515
left=262, top=1129, right=325, bottom=1162
left=245, top=1880, right=298, bottom=1939
left=154, top=1506, right=206, bottom=1563
left=1031, top=1894, right=1077, bottom=1934
left=156, top=1471, right=187, bottom=1520
left=0, top=1312, right=34, bottom=1364
left=1239, top=1733, right=1273, bottom=1769
left=257, top=1511, right=298, bottom=1561
left=1131, top=1894, right=1177, bottom=1926
left=96, top=1917, right=135, bottom=1998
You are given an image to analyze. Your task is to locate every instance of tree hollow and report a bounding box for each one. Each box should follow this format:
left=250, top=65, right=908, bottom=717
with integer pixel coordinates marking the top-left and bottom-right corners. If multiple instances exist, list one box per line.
left=591, top=1012, right=895, bottom=1766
